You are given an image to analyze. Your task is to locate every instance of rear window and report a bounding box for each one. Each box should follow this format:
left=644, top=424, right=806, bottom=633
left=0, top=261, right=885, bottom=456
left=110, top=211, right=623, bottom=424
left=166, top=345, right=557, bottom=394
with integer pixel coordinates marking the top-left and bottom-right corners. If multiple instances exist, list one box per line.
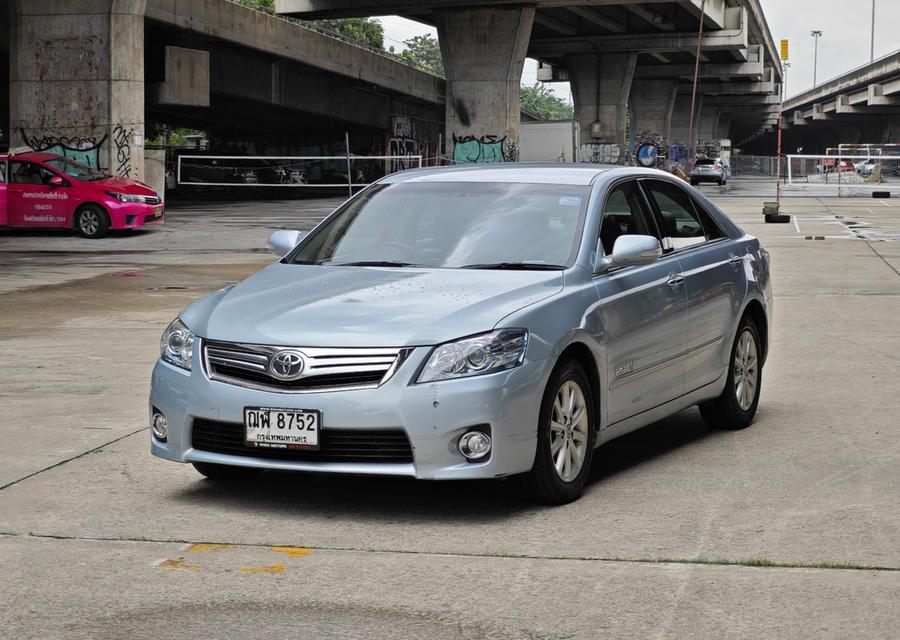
left=695, top=159, right=716, bottom=166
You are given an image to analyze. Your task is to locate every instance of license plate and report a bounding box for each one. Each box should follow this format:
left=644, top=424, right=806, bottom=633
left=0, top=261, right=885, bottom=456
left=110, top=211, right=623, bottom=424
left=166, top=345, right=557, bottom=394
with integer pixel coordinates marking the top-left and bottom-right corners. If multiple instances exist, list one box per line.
left=244, top=407, right=320, bottom=450
left=154, top=206, right=164, bottom=218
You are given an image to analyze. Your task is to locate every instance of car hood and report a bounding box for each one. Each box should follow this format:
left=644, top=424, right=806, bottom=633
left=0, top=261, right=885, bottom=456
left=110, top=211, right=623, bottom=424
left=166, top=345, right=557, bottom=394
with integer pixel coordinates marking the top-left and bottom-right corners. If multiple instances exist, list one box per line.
left=88, top=175, right=158, bottom=195
left=182, top=262, right=565, bottom=347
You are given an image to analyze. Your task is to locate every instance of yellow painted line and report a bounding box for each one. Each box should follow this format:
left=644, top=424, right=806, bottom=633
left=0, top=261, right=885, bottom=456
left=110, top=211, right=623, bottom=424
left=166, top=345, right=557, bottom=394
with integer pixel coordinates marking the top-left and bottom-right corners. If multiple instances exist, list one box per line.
left=239, top=563, right=286, bottom=575
left=186, top=543, right=236, bottom=553
left=158, top=557, right=201, bottom=571
left=270, top=546, right=313, bottom=558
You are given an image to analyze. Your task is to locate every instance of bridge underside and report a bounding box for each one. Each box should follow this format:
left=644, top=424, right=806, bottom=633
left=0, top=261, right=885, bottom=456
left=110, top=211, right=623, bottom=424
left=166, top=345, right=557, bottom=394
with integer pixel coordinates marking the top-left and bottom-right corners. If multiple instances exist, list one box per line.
left=278, top=0, right=783, bottom=163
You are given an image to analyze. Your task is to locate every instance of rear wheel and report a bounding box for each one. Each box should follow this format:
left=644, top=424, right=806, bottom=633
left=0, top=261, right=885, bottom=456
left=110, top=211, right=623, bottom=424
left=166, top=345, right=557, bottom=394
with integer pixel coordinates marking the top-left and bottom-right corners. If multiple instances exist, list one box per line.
left=192, top=462, right=264, bottom=480
left=75, top=205, right=110, bottom=239
left=518, top=359, right=596, bottom=505
left=699, top=315, right=762, bottom=430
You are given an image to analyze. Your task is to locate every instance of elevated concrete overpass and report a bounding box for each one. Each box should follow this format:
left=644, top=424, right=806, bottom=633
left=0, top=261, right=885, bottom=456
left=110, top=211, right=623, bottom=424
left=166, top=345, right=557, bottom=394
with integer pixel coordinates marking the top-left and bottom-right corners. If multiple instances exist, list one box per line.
left=278, top=0, right=783, bottom=163
left=2, top=0, right=445, bottom=181
left=769, top=51, right=900, bottom=155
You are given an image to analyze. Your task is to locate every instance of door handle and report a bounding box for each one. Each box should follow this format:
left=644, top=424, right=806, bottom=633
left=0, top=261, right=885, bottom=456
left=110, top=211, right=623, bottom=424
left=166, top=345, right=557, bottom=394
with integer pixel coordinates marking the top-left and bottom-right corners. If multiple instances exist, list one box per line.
left=728, top=254, right=743, bottom=266
left=667, top=273, right=685, bottom=287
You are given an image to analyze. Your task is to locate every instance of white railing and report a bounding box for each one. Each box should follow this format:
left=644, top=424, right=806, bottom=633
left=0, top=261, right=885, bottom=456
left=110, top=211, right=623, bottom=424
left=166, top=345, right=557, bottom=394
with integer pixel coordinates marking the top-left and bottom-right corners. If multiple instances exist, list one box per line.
left=176, top=155, right=424, bottom=189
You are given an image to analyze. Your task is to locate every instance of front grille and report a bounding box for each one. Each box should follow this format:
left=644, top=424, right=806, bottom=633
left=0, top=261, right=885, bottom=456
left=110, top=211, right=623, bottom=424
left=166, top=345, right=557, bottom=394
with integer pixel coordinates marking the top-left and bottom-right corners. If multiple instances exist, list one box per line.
left=191, top=419, right=413, bottom=464
left=203, top=340, right=410, bottom=392
left=144, top=195, right=161, bottom=205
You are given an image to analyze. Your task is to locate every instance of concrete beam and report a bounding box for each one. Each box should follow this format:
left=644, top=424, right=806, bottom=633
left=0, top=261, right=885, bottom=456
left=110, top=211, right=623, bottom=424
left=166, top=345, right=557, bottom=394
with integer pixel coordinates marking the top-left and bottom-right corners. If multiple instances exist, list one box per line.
left=565, top=6, right=626, bottom=34
left=812, top=103, right=832, bottom=121
left=623, top=4, right=675, bottom=31
left=698, top=81, right=777, bottom=95
left=634, top=48, right=764, bottom=80
left=152, top=46, right=210, bottom=108
left=147, top=0, right=444, bottom=105
left=706, top=94, right=781, bottom=106
left=529, top=7, right=748, bottom=57
left=868, top=84, right=900, bottom=106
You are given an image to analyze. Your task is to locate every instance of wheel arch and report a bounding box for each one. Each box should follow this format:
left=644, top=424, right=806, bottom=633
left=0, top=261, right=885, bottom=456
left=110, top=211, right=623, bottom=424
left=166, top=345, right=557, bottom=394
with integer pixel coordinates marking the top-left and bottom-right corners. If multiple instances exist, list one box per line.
left=740, top=298, right=768, bottom=365
left=556, top=341, right=602, bottom=432
left=73, top=201, right=110, bottom=229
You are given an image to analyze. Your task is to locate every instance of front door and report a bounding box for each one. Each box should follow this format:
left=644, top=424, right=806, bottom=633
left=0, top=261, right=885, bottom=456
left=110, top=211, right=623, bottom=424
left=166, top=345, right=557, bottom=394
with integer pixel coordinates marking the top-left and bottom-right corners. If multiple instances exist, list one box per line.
left=593, top=179, right=688, bottom=426
left=7, top=160, right=71, bottom=227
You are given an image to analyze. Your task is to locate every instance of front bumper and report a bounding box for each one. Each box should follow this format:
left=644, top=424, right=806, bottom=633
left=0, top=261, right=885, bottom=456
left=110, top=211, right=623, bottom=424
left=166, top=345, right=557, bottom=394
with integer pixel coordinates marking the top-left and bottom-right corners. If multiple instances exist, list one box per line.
left=690, top=172, right=724, bottom=183
left=149, top=342, right=548, bottom=480
left=108, top=202, right=165, bottom=229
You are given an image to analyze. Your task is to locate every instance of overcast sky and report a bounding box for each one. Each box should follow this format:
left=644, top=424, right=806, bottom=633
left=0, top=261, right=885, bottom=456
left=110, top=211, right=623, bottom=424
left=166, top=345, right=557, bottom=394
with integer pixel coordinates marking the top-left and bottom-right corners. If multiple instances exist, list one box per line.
left=380, top=0, right=900, bottom=102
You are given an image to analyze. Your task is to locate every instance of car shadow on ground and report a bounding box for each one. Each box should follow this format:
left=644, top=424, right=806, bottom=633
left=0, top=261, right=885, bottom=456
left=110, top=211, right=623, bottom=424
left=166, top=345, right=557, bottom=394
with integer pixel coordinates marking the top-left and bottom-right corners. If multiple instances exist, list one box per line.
left=169, top=408, right=720, bottom=520
left=0, top=227, right=155, bottom=241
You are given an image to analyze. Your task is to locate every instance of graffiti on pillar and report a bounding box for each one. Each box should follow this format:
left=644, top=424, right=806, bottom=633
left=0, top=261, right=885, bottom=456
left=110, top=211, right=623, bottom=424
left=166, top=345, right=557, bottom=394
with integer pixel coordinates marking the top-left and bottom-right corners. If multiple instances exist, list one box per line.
left=387, top=115, right=420, bottom=173
left=580, top=143, right=621, bottom=164
left=504, top=139, right=520, bottom=163
left=452, top=135, right=510, bottom=164
left=113, top=125, right=132, bottom=178
left=21, top=129, right=107, bottom=169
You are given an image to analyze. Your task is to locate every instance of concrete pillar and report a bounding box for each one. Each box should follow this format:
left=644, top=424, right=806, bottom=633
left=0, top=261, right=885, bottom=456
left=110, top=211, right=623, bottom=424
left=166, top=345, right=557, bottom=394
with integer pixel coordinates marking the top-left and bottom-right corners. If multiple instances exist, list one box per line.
left=715, top=113, right=733, bottom=140
left=10, top=0, right=146, bottom=180
left=567, top=53, right=637, bottom=164
left=669, top=92, right=702, bottom=147
left=697, top=109, right=721, bottom=145
left=436, top=6, right=534, bottom=164
left=629, top=78, right=679, bottom=151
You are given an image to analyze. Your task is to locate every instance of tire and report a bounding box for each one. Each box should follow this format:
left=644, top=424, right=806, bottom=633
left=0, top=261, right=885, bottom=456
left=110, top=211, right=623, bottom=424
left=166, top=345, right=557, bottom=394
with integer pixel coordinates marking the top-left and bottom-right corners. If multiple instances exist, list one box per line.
left=518, top=359, right=597, bottom=505
left=192, top=462, right=264, bottom=480
left=75, top=205, right=110, bottom=239
left=699, top=315, right=762, bottom=430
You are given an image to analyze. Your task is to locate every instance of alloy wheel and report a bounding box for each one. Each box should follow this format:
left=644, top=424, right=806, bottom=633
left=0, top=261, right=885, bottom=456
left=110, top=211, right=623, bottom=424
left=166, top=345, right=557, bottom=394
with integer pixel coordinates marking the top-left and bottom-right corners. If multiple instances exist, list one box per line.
left=80, top=210, right=100, bottom=236
left=733, top=330, right=758, bottom=411
left=549, top=380, right=589, bottom=482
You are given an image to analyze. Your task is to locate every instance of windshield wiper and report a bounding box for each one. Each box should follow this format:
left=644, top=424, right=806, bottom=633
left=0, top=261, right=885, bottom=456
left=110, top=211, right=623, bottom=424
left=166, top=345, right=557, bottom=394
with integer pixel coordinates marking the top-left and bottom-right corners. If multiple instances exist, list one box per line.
left=330, top=260, right=423, bottom=267
left=460, top=262, right=566, bottom=271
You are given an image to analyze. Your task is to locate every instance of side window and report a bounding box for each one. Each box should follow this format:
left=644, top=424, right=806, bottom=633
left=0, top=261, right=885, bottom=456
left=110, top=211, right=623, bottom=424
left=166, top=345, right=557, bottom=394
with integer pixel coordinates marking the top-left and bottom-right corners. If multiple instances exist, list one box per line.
left=643, top=180, right=708, bottom=250
left=10, top=161, right=55, bottom=186
left=599, top=181, right=657, bottom=256
left=690, top=197, right=725, bottom=240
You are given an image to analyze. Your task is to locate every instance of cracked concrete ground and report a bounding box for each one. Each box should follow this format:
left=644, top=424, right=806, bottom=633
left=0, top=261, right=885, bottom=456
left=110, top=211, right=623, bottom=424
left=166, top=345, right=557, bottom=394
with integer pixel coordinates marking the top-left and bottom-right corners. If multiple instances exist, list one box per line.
left=1, top=194, right=898, bottom=638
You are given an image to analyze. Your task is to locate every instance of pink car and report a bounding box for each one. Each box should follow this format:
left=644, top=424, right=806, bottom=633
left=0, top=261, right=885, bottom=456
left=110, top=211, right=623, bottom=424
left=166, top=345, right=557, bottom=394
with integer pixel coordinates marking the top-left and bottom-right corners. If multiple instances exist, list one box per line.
left=0, top=151, right=164, bottom=238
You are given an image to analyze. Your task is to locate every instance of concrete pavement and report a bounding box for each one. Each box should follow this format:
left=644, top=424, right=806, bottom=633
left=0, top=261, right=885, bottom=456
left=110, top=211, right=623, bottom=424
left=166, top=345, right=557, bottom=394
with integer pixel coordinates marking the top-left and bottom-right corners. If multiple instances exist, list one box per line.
left=1, top=194, right=898, bottom=638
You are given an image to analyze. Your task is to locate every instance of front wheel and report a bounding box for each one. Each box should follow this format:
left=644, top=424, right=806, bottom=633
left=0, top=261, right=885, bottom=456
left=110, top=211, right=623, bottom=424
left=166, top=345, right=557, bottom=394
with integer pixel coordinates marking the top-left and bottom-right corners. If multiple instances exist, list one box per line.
left=75, top=205, right=110, bottom=239
left=518, top=359, right=596, bottom=505
left=699, top=316, right=762, bottom=430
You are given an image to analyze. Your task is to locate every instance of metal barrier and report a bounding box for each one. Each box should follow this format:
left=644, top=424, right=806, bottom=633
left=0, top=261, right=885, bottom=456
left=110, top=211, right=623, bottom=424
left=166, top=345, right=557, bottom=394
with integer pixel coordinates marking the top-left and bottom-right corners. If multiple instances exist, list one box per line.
left=175, top=155, right=424, bottom=189
left=786, top=155, right=900, bottom=192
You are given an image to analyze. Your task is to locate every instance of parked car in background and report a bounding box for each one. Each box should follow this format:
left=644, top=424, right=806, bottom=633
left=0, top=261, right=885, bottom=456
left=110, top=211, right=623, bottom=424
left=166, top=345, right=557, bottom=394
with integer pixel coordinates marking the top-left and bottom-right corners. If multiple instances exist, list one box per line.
left=150, top=164, right=773, bottom=505
left=1, top=151, right=164, bottom=238
left=855, top=160, right=877, bottom=177
left=690, top=157, right=727, bottom=186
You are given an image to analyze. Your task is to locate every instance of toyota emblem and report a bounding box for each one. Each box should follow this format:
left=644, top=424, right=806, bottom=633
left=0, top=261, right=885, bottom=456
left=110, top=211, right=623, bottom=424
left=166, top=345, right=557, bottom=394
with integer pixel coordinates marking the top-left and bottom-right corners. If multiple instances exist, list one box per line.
left=269, top=350, right=306, bottom=381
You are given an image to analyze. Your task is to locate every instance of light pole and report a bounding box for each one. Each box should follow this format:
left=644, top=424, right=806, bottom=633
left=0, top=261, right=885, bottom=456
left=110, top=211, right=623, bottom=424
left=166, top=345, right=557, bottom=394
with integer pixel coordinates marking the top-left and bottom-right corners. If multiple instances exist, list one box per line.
left=783, top=61, right=791, bottom=98
left=811, top=30, right=823, bottom=87
left=870, top=0, right=876, bottom=62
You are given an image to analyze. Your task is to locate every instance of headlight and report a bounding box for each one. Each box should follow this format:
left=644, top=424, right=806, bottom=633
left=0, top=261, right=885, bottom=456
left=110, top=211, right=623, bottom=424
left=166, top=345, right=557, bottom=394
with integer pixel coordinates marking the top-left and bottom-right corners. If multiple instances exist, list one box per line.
left=160, top=318, right=195, bottom=370
left=105, top=191, right=145, bottom=203
left=417, top=330, right=528, bottom=383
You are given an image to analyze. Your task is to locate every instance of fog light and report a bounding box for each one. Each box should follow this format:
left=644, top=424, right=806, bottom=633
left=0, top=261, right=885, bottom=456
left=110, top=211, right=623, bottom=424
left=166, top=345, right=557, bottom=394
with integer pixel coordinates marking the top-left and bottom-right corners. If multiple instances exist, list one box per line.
left=152, top=412, right=168, bottom=441
left=458, top=431, right=491, bottom=461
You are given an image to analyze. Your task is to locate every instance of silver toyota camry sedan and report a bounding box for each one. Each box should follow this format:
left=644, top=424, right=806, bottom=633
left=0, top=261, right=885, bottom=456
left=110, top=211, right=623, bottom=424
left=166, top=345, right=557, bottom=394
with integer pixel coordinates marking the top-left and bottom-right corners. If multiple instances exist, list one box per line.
left=150, top=165, right=772, bottom=504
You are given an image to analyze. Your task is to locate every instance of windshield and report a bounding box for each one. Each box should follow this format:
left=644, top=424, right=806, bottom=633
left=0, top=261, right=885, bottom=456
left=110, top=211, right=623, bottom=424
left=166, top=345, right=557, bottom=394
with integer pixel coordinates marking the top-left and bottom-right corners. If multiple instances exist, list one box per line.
left=289, top=182, right=590, bottom=269
left=45, top=157, right=108, bottom=181
left=695, top=159, right=717, bottom=166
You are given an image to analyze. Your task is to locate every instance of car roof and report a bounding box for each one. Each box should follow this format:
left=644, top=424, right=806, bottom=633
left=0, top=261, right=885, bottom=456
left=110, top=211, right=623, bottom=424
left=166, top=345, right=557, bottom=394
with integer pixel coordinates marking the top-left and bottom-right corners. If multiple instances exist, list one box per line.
left=0, top=151, right=62, bottom=162
left=383, top=163, right=616, bottom=186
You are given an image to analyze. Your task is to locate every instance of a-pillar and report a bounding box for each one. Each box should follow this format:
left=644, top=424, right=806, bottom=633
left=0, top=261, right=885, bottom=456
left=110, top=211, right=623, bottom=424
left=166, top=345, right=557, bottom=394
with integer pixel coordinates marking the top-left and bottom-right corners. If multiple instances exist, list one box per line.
left=567, top=53, right=636, bottom=164
left=10, top=0, right=146, bottom=180
left=436, top=6, right=534, bottom=164
left=629, top=78, right=679, bottom=155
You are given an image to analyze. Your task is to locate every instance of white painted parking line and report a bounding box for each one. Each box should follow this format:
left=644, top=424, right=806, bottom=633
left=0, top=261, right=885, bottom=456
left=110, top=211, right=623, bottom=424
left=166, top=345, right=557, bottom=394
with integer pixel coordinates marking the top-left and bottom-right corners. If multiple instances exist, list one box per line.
left=793, top=215, right=801, bottom=234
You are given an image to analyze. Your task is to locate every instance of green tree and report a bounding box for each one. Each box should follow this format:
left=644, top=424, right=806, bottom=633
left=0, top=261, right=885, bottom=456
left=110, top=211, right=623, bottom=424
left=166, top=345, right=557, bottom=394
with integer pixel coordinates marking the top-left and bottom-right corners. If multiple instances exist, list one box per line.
left=231, top=1, right=385, bottom=49
left=400, top=34, right=444, bottom=75
left=307, top=18, right=384, bottom=49
left=520, top=82, right=574, bottom=120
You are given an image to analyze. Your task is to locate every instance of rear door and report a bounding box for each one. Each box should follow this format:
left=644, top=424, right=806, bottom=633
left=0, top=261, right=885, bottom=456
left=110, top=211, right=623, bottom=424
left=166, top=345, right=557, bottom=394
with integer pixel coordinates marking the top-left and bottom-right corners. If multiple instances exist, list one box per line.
left=593, top=179, right=688, bottom=426
left=641, top=179, right=744, bottom=392
left=0, top=159, right=7, bottom=225
left=7, top=160, right=70, bottom=227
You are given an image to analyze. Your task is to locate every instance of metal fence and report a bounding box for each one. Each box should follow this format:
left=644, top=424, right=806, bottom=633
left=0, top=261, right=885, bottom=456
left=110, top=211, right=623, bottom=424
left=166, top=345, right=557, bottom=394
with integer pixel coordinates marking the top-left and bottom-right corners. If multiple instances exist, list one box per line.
left=175, top=155, right=423, bottom=189
left=786, top=155, right=900, bottom=191
left=729, top=155, right=783, bottom=178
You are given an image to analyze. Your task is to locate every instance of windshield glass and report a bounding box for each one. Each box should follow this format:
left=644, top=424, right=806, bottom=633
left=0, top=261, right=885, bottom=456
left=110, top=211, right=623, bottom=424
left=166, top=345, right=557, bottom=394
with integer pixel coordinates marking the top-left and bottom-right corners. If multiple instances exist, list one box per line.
left=695, top=159, right=717, bottom=166
left=290, top=182, right=590, bottom=269
left=45, top=157, right=108, bottom=181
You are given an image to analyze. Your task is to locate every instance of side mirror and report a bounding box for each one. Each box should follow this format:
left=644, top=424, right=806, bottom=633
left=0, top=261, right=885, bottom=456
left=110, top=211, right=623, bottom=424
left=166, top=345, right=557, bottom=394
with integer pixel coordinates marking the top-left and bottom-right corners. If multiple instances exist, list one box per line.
left=608, top=234, right=662, bottom=268
left=48, top=175, right=65, bottom=187
left=266, top=229, right=303, bottom=257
